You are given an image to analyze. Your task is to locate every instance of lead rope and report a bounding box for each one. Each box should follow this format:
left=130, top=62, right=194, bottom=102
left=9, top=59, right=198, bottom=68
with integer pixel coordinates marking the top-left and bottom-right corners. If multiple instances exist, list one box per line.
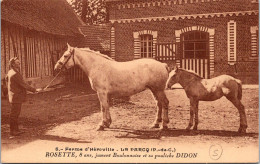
left=43, top=49, right=75, bottom=90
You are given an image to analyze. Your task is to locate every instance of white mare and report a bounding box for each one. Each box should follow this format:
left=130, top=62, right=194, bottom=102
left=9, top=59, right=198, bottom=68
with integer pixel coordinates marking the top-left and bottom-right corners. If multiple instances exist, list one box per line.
left=54, top=44, right=170, bottom=130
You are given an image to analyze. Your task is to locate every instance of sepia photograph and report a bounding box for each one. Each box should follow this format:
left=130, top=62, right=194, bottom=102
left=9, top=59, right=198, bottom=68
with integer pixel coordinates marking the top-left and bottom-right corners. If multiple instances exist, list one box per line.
left=1, top=0, right=259, bottom=163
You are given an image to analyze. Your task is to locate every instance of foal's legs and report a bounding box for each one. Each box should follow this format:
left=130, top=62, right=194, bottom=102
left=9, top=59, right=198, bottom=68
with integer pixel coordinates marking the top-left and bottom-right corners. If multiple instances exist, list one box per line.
left=193, top=101, right=199, bottom=130
left=186, top=98, right=197, bottom=130
left=97, top=92, right=110, bottom=131
left=226, top=96, right=248, bottom=133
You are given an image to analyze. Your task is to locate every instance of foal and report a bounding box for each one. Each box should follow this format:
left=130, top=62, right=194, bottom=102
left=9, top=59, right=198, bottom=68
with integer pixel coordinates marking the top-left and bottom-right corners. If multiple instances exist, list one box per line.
left=166, top=67, right=247, bottom=133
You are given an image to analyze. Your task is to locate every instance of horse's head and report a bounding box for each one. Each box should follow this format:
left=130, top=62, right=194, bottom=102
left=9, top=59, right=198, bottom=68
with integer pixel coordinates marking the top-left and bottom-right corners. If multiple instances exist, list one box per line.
left=54, top=43, right=75, bottom=71
left=166, top=66, right=180, bottom=89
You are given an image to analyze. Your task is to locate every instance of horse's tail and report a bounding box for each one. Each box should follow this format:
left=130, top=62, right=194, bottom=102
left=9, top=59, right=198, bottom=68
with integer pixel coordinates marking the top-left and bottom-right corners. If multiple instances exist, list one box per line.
left=236, top=79, right=242, bottom=100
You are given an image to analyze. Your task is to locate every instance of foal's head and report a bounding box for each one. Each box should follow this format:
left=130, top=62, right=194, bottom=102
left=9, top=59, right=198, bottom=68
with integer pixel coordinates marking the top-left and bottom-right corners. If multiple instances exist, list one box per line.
left=166, top=66, right=181, bottom=89
left=54, top=43, right=75, bottom=71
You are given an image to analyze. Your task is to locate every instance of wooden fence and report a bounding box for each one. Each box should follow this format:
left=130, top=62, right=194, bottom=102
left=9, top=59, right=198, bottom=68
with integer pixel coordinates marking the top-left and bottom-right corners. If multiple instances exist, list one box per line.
left=180, top=58, right=209, bottom=79
left=155, top=42, right=176, bottom=61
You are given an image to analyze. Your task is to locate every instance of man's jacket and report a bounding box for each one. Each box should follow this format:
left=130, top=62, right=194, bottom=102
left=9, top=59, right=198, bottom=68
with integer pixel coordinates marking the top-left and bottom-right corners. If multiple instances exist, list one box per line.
left=6, top=69, right=36, bottom=103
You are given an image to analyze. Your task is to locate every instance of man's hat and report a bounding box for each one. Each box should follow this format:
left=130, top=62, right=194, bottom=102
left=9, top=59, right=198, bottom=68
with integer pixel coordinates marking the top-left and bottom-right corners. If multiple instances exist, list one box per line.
left=9, top=57, right=18, bottom=67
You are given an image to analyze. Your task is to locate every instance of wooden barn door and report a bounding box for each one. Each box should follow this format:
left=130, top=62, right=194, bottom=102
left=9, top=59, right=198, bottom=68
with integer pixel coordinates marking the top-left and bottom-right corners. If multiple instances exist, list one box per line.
left=180, top=31, right=209, bottom=79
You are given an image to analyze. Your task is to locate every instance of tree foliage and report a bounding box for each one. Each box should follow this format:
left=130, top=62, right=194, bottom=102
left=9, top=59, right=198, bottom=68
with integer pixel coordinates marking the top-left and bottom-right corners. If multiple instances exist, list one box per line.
left=69, top=0, right=107, bottom=25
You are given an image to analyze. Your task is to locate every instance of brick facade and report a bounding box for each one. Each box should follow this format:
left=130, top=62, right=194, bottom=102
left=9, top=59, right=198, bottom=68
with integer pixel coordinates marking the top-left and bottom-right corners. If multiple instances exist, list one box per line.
left=106, top=0, right=259, bottom=84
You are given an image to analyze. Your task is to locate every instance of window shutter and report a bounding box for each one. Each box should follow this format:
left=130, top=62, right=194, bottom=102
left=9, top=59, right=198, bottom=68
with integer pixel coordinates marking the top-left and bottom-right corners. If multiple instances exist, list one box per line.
left=250, top=26, right=258, bottom=60
left=227, top=20, right=237, bottom=65
left=110, top=27, right=116, bottom=60
left=133, top=32, right=141, bottom=59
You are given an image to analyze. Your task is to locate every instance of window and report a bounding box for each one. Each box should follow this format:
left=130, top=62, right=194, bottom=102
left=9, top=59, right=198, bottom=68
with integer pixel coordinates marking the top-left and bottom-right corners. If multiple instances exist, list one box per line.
left=140, top=34, right=153, bottom=58
left=182, top=31, right=209, bottom=59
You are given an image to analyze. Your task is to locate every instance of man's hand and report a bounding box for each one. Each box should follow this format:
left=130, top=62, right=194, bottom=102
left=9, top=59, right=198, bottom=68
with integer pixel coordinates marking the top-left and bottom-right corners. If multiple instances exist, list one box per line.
left=35, top=88, right=43, bottom=93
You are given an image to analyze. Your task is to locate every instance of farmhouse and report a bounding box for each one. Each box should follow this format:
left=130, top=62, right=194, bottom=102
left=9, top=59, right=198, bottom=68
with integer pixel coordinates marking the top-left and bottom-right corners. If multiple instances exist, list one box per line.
left=1, top=0, right=85, bottom=88
left=105, top=0, right=259, bottom=83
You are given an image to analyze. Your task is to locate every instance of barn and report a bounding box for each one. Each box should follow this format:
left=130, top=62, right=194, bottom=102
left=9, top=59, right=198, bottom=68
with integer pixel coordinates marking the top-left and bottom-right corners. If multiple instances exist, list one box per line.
left=1, top=0, right=85, bottom=88
left=105, top=0, right=259, bottom=84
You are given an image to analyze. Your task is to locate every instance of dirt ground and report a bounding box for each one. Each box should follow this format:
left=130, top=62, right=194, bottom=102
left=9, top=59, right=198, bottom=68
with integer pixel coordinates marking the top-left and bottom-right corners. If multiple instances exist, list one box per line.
left=1, top=84, right=259, bottom=163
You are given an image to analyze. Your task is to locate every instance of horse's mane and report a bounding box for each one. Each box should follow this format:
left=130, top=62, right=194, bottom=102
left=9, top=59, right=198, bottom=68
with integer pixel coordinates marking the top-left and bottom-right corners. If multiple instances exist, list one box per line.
left=77, top=47, right=114, bottom=61
left=179, top=68, right=203, bottom=79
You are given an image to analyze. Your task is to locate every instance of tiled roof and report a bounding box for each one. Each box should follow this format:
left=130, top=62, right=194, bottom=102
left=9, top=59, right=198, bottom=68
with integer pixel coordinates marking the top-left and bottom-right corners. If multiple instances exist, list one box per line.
left=1, top=0, right=85, bottom=36
left=79, top=24, right=111, bottom=52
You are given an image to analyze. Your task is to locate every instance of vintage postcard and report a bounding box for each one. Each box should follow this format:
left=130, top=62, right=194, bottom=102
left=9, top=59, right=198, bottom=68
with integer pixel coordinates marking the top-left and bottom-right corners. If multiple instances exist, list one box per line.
left=1, top=0, right=259, bottom=163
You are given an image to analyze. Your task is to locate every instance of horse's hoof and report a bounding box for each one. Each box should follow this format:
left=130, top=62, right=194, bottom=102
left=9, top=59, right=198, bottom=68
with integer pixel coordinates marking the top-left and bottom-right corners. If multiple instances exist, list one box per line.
left=108, top=119, right=112, bottom=125
left=96, top=126, right=104, bottom=131
left=151, top=124, right=160, bottom=128
left=157, top=119, right=162, bottom=123
left=161, top=126, right=168, bottom=130
left=164, top=119, right=170, bottom=124
left=238, top=128, right=246, bottom=134
left=186, top=126, right=192, bottom=130
left=103, top=121, right=110, bottom=128
left=193, top=126, right=198, bottom=130
left=186, top=123, right=193, bottom=130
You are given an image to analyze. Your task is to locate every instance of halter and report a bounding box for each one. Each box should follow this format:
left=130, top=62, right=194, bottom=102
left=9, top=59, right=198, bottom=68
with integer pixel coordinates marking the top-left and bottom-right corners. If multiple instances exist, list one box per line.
left=43, top=49, right=75, bottom=90
left=58, top=48, right=75, bottom=70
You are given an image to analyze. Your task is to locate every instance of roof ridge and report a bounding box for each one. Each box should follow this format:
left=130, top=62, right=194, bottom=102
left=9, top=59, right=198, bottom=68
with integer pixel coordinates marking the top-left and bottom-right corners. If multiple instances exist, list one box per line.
left=63, top=0, right=86, bottom=26
left=1, top=0, right=84, bottom=36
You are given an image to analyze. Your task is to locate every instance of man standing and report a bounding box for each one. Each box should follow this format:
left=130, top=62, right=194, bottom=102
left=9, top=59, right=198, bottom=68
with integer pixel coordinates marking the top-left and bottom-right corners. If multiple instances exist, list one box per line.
left=6, top=57, right=40, bottom=136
